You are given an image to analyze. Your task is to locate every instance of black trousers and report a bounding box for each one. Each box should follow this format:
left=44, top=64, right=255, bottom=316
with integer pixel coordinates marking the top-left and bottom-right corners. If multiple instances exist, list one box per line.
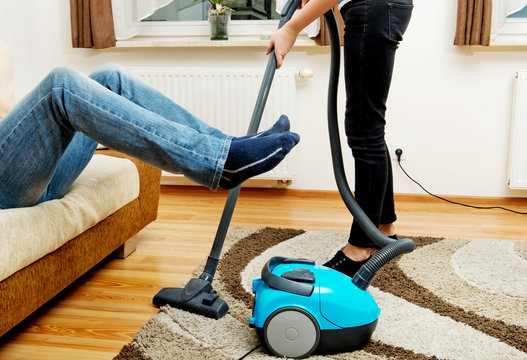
left=341, top=0, right=413, bottom=247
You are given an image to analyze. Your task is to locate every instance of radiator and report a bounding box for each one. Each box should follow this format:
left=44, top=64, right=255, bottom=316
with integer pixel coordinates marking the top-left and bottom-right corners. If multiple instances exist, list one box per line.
left=508, top=70, right=527, bottom=189
left=131, top=67, right=297, bottom=186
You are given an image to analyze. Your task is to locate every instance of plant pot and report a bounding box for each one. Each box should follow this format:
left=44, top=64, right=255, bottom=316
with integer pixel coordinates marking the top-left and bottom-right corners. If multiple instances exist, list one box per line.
left=208, top=10, right=231, bottom=40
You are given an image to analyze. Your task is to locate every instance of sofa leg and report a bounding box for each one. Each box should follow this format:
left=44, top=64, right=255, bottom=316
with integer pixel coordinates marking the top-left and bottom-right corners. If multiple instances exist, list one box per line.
left=115, top=235, right=139, bottom=259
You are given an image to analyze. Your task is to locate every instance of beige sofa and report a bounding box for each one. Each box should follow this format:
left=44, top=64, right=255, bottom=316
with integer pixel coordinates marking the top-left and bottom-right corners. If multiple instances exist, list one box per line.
left=0, top=149, right=161, bottom=337
left=0, top=41, right=161, bottom=337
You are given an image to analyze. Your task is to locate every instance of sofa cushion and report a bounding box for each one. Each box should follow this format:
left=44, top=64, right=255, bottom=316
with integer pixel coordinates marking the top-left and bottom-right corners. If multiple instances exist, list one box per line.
left=0, top=154, right=140, bottom=282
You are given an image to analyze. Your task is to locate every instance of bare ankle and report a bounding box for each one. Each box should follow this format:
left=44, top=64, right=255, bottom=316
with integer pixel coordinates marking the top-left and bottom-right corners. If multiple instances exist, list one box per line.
left=379, top=222, right=395, bottom=237
left=342, top=244, right=371, bottom=262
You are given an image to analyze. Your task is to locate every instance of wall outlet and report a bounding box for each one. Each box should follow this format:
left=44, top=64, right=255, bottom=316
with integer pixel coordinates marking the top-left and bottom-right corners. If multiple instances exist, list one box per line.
left=388, top=144, right=407, bottom=162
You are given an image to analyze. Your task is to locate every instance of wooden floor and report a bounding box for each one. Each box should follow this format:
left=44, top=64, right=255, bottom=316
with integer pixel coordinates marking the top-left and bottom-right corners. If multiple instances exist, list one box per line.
left=1, top=186, right=526, bottom=359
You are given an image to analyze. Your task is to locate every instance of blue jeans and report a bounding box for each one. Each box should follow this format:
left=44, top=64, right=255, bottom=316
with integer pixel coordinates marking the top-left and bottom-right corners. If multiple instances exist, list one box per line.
left=341, top=0, right=413, bottom=247
left=0, top=64, right=231, bottom=209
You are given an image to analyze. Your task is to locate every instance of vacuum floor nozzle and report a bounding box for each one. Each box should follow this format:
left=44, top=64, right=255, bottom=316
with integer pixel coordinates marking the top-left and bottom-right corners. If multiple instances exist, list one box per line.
left=153, top=278, right=229, bottom=319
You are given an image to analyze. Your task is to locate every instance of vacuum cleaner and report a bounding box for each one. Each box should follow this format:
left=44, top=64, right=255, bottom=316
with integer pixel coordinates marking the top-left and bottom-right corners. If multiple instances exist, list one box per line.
left=249, top=257, right=380, bottom=358
left=154, top=0, right=415, bottom=356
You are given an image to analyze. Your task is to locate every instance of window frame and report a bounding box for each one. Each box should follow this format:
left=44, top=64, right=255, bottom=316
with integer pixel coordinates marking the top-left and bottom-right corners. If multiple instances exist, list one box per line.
left=138, top=19, right=283, bottom=39
left=491, top=0, right=527, bottom=45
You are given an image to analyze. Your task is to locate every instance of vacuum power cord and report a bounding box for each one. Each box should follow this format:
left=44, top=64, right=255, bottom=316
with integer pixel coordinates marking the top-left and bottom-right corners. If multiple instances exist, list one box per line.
left=395, top=149, right=527, bottom=215
left=237, top=345, right=261, bottom=360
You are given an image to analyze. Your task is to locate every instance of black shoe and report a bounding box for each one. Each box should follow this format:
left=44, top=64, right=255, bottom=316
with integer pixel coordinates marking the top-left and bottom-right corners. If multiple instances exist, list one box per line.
left=322, top=250, right=369, bottom=278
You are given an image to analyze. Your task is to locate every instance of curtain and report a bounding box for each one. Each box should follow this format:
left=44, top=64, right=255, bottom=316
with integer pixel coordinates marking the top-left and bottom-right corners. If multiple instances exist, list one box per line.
left=454, top=0, right=493, bottom=46
left=70, top=0, right=116, bottom=48
left=111, top=0, right=172, bottom=40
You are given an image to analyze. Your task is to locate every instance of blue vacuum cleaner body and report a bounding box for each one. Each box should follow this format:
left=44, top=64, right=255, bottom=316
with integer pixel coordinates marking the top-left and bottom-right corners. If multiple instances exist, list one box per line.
left=250, top=257, right=380, bottom=358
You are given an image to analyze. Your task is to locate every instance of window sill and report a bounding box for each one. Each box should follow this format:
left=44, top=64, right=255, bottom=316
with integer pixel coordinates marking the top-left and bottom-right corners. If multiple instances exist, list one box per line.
left=115, top=37, right=319, bottom=48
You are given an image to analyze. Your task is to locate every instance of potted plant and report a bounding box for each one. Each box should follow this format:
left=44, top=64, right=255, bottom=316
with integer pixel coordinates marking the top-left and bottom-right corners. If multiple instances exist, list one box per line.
left=195, top=0, right=234, bottom=40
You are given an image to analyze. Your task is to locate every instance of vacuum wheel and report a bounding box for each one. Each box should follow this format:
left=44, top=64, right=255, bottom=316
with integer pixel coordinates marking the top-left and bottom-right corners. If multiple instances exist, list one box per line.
left=263, top=307, right=320, bottom=359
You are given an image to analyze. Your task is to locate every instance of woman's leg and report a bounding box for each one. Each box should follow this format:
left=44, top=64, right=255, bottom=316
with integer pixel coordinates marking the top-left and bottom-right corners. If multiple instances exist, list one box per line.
left=344, top=0, right=412, bottom=248
left=0, top=66, right=298, bottom=208
left=324, top=0, right=412, bottom=276
left=379, top=143, right=397, bottom=233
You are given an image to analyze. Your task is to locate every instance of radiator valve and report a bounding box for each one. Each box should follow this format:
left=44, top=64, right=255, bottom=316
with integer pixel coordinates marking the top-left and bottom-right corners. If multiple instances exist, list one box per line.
left=296, top=68, right=315, bottom=80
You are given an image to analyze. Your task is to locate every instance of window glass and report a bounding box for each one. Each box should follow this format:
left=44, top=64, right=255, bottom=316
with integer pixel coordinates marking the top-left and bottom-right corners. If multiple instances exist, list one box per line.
left=507, top=4, right=527, bottom=18
left=143, top=0, right=281, bottom=22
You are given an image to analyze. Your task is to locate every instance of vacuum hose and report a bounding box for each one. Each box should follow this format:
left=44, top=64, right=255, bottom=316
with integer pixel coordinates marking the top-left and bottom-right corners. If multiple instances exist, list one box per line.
left=323, top=10, right=415, bottom=290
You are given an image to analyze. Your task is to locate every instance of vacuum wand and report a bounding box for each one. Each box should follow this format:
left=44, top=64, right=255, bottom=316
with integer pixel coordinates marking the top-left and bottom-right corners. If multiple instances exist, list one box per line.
left=153, top=0, right=303, bottom=320
left=198, top=0, right=301, bottom=282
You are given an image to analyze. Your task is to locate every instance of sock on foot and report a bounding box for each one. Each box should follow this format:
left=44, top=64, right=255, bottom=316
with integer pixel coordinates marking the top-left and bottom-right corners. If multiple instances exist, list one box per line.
left=219, top=131, right=300, bottom=189
left=233, top=114, right=290, bottom=141
left=322, top=250, right=369, bottom=278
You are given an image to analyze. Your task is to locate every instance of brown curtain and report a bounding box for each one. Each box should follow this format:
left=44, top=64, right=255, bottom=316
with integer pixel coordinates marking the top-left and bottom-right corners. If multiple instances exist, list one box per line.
left=70, top=0, right=116, bottom=49
left=454, top=0, right=493, bottom=46
left=315, top=5, right=345, bottom=46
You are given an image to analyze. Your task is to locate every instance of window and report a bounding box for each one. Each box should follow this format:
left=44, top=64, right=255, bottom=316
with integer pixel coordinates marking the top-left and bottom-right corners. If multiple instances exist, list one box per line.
left=143, top=0, right=281, bottom=21
left=491, top=0, right=527, bottom=45
left=125, top=0, right=319, bottom=44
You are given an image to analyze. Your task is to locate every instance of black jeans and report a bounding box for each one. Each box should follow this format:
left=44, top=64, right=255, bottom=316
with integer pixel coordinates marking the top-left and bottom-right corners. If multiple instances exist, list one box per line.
left=341, top=0, right=413, bottom=248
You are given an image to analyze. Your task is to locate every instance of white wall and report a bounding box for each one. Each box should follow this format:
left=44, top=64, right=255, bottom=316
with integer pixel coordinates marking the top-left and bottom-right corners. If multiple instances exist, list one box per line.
left=1, top=0, right=526, bottom=198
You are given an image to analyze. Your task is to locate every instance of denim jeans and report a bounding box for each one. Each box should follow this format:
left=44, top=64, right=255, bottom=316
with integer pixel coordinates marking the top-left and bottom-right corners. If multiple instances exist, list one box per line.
left=0, top=64, right=231, bottom=209
left=341, top=0, right=413, bottom=247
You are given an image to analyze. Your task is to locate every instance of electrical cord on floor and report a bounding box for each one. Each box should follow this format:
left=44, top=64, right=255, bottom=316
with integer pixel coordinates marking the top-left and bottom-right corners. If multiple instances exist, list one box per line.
left=395, top=149, right=527, bottom=215
left=237, top=345, right=261, bottom=360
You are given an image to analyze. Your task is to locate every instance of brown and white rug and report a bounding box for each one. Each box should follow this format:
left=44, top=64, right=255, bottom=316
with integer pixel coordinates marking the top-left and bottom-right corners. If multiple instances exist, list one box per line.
left=115, top=227, right=527, bottom=360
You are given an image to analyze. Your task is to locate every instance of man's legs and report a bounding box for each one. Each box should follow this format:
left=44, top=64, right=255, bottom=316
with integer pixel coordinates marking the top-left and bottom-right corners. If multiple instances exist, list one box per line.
left=39, top=63, right=220, bottom=204
left=37, top=132, right=97, bottom=203
left=39, top=65, right=294, bottom=203
left=0, top=66, right=298, bottom=208
left=88, top=64, right=228, bottom=139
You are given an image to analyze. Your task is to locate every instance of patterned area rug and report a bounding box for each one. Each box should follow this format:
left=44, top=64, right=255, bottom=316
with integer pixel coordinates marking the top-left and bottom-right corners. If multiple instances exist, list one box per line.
left=115, top=227, right=527, bottom=360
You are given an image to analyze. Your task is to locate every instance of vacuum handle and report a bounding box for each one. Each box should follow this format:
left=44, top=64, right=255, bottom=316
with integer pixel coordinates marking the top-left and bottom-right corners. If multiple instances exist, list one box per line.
left=248, top=0, right=302, bottom=135
left=261, top=257, right=314, bottom=297
left=279, top=0, right=302, bottom=27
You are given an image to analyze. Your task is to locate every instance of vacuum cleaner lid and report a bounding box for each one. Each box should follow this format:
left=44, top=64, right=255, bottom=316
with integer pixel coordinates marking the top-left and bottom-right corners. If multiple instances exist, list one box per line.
left=317, top=267, right=380, bottom=328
